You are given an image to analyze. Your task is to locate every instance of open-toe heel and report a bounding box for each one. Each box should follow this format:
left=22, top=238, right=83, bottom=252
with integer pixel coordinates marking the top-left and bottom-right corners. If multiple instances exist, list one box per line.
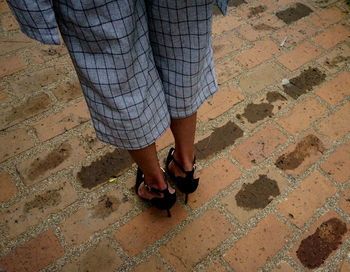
left=166, top=147, right=199, bottom=204
left=135, top=167, right=176, bottom=217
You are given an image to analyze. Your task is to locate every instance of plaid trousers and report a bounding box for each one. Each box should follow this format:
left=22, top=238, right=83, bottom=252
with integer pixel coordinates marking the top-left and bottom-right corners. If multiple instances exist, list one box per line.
left=8, top=0, right=226, bottom=150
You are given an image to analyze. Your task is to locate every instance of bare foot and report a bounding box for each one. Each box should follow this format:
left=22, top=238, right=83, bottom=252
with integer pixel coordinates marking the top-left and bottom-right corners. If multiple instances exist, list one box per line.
left=167, top=158, right=199, bottom=179
left=137, top=181, right=175, bottom=200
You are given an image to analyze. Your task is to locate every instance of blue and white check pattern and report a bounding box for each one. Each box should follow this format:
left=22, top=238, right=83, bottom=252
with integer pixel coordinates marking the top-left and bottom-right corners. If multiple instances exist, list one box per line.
left=7, top=0, right=228, bottom=150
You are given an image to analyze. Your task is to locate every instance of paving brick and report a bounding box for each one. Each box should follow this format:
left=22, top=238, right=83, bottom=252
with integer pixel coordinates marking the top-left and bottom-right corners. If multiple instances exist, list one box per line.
left=316, top=102, right=350, bottom=141
left=160, top=209, right=233, bottom=272
left=290, top=210, right=349, bottom=270
left=0, top=55, right=27, bottom=78
left=61, top=189, right=133, bottom=247
left=33, top=101, right=90, bottom=142
left=271, top=261, right=296, bottom=271
left=212, top=15, right=242, bottom=36
left=187, top=158, right=241, bottom=209
left=277, top=41, right=322, bottom=71
left=204, top=261, right=226, bottom=272
left=339, top=186, right=350, bottom=217
left=213, top=32, right=243, bottom=60
left=155, top=128, right=174, bottom=151
left=81, top=126, right=107, bottom=152
left=1, top=178, right=77, bottom=238
left=198, top=85, right=244, bottom=122
left=307, top=7, right=346, bottom=28
left=0, top=33, right=34, bottom=56
left=17, top=137, right=87, bottom=186
left=239, top=62, right=288, bottom=94
left=272, top=20, right=317, bottom=48
left=0, top=87, right=9, bottom=104
left=0, top=93, right=52, bottom=130
left=61, top=238, right=123, bottom=272
left=237, top=14, right=285, bottom=41
left=224, top=214, right=292, bottom=271
left=274, top=130, right=331, bottom=177
left=321, top=138, right=350, bottom=184
left=235, top=40, right=281, bottom=69
left=221, top=166, right=288, bottom=223
left=313, top=24, right=350, bottom=50
left=131, top=255, right=168, bottom=272
left=276, top=171, right=337, bottom=228
left=276, top=96, right=327, bottom=136
left=30, top=44, right=69, bottom=64
left=0, top=0, right=10, bottom=14
left=11, top=63, right=69, bottom=96
left=0, top=171, right=18, bottom=202
left=0, top=16, right=19, bottom=31
left=0, top=230, right=64, bottom=272
left=215, top=58, right=243, bottom=84
left=231, top=124, right=288, bottom=169
left=316, top=72, right=350, bottom=107
left=114, top=202, right=188, bottom=256
left=52, top=78, right=82, bottom=102
left=340, top=261, right=350, bottom=272
left=235, top=90, right=289, bottom=129
left=237, top=0, right=279, bottom=19
left=317, top=43, right=350, bottom=74
left=0, top=128, right=34, bottom=163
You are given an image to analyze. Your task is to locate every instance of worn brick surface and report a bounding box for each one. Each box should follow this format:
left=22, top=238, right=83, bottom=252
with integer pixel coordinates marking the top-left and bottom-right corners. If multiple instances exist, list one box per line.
left=215, top=58, right=243, bottom=84
left=0, top=33, right=34, bottom=56
left=339, top=186, right=350, bottom=217
left=290, top=211, right=349, bottom=271
left=198, top=86, right=244, bottom=122
left=81, top=126, right=107, bottom=152
left=0, top=128, right=34, bottom=163
left=114, top=202, right=188, bottom=256
left=1, top=178, right=77, bottom=238
left=221, top=167, right=288, bottom=223
left=213, top=32, right=243, bottom=60
left=212, top=15, right=241, bottom=36
left=316, top=102, right=350, bottom=141
left=0, top=230, right=64, bottom=272
left=204, top=261, right=226, bottom=272
left=315, top=71, right=350, bottom=107
left=33, top=101, right=90, bottom=142
left=237, top=0, right=278, bottom=19
left=52, top=78, right=83, bottom=102
left=317, top=43, right=350, bottom=74
left=187, top=158, right=241, bottom=209
left=231, top=124, right=288, bottom=169
left=0, top=16, right=19, bottom=31
left=277, top=41, right=322, bottom=71
left=30, top=45, right=68, bottom=64
left=224, top=214, right=292, bottom=271
left=61, top=239, right=123, bottom=272
left=313, top=24, right=350, bottom=50
left=0, top=0, right=10, bottom=14
left=159, top=209, right=233, bottom=272
left=277, top=96, right=327, bottom=136
left=61, top=189, right=133, bottom=247
left=0, top=55, right=27, bottom=78
left=131, top=255, right=168, bottom=272
left=271, top=262, right=296, bottom=271
left=307, top=7, right=346, bottom=28
left=239, top=62, right=287, bottom=94
left=0, top=87, right=9, bottom=104
left=276, top=171, right=337, bottom=228
left=321, top=138, right=350, bottom=184
left=0, top=171, right=18, bottom=202
left=17, top=137, right=87, bottom=186
left=236, top=40, right=281, bottom=69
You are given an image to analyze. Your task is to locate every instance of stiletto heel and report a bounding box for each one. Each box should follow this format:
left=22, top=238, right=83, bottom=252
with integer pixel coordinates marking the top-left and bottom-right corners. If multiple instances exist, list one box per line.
left=135, top=167, right=176, bottom=217
left=166, top=148, right=199, bottom=204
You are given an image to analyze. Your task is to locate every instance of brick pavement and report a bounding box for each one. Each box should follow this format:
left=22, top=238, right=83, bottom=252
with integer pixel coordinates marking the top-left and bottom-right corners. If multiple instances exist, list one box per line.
left=0, top=0, right=350, bottom=271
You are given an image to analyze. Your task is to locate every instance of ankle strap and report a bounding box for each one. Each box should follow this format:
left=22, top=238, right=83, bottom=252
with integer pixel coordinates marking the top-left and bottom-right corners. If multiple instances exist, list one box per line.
left=138, top=168, right=168, bottom=195
left=170, top=148, right=196, bottom=174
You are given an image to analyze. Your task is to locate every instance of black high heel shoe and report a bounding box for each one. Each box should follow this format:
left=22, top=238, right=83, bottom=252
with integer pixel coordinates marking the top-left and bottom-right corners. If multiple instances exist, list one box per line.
left=135, top=167, right=176, bottom=217
left=166, top=147, right=199, bottom=204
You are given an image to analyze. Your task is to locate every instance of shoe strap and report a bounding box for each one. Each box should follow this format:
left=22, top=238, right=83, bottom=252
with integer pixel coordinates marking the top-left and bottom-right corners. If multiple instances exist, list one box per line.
left=170, top=148, right=197, bottom=175
left=140, top=168, right=169, bottom=195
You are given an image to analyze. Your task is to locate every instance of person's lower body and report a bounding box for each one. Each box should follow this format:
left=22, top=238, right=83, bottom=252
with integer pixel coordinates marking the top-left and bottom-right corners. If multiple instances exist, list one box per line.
left=53, top=0, right=218, bottom=212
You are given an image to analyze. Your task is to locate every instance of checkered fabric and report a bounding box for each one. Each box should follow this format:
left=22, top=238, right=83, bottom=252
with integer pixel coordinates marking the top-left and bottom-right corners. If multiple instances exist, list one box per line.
left=7, top=0, right=224, bottom=150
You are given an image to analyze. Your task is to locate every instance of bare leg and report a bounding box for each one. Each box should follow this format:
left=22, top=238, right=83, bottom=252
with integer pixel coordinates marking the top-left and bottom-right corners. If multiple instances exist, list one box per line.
left=168, top=112, right=198, bottom=178
left=129, top=143, right=175, bottom=200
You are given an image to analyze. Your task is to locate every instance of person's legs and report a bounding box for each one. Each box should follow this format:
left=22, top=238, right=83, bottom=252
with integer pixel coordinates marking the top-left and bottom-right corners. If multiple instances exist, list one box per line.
left=128, top=144, right=175, bottom=200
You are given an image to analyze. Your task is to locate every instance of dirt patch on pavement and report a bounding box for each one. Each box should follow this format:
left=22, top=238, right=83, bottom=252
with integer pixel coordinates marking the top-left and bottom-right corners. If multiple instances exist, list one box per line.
left=195, top=121, right=243, bottom=160
left=275, top=134, right=325, bottom=170
left=297, top=218, right=347, bottom=269
left=324, top=55, right=350, bottom=69
left=276, top=3, right=313, bottom=24
left=282, top=67, right=326, bottom=99
left=252, top=23, right=278, bottom=31
left=91, top=195, right=121, bottom=219
left=266, top=91, right=287, bottom=103
left=27, top=142, right=71, bottom=181
left=235, top=175, right=280, bottom=210
left=239, top=103, right=274, bottom=123
left=248, top=5, right=267, bottom=18
left=77, top=148, right=133, bottom=189
left=24, top=189, right=62, bottom=213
